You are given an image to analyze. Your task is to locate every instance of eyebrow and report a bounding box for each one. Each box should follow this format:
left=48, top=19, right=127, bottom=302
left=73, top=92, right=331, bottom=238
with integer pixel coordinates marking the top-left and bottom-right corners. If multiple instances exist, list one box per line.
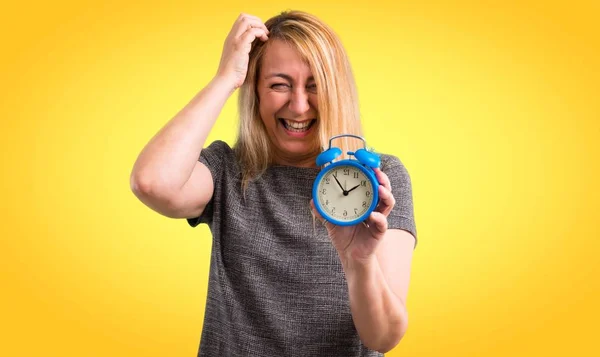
left=265, top=73, right=314, bottom=82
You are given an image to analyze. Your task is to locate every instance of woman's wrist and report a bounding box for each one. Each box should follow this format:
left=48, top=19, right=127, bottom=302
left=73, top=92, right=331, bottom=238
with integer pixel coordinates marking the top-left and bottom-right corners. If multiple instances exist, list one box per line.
left=211, top=74, right=239, bottom=96
left=339, top=250, right=378, bottom=280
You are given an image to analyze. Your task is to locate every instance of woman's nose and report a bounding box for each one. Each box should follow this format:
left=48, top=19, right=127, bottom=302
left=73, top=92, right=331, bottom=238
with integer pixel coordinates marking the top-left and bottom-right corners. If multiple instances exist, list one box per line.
left=288, top=89, right=310, bottom=114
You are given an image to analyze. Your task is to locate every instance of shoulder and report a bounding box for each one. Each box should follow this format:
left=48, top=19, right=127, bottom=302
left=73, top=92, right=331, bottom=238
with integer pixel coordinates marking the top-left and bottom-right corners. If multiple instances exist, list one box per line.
left=200, top=140, right=240, bottom=177
left=201, top=140, right=236, bottom=163
left=376, top=151, right=418, bottom=242
left=378, top=153, right=411, bottom=180
left=202, top=140, right=235, bottom=157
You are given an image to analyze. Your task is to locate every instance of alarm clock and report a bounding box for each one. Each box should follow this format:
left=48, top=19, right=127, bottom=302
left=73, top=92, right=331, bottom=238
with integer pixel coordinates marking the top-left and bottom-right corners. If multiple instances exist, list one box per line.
left=312, top=134, right=381, bottom=226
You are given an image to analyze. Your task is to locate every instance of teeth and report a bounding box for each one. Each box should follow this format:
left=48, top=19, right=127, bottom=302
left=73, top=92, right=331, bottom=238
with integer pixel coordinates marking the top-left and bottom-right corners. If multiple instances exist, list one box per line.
left=284, top=119, right=311, bottom=129
left=281, top=119, right=313, bottom=131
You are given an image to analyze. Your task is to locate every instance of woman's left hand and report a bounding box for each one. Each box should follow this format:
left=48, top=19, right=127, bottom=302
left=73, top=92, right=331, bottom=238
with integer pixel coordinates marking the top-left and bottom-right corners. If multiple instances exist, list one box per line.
left=310, top=168, right=396, bottom=264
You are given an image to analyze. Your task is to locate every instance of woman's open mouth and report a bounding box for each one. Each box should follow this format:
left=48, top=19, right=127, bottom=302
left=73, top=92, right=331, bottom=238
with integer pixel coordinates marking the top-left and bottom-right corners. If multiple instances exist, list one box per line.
left=278, top=118, right=317, bottom=133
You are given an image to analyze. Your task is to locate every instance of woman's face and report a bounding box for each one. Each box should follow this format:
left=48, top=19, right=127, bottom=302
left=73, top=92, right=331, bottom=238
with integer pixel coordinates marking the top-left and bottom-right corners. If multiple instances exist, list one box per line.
left=256, top=39, right=320, bottom=167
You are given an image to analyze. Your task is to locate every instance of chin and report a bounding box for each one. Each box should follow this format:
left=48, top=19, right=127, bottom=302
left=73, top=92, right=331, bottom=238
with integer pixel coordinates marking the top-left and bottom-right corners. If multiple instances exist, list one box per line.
left=271, top=139, right=317, bottom=160
left=282, top=142, right=313, bottom=155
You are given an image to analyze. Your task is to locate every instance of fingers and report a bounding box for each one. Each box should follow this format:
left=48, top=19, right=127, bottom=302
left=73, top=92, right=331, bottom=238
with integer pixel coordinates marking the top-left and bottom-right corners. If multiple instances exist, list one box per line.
left=373, top=168, right=395, bottom=216
left=233, top=13, right=269, bottom=39
left=365, top=211, right=388, bottom=239
left=376, top=184, right=396, bottom=216
left=373, top=168, right=391, bottom=192
left=239, top=27, right=269, bottom=45
left=218, top=13, right=269, bottom=88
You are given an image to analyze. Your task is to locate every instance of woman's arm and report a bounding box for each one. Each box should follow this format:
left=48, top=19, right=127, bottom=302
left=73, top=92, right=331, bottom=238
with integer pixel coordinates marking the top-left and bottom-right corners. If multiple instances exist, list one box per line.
left=311, top=164, right=416, bottom=352
left=130, top=13, right=269, bottom=218
left=343, top=229, right=415, bottom=353
left=129, top=76, right=235, bottom=218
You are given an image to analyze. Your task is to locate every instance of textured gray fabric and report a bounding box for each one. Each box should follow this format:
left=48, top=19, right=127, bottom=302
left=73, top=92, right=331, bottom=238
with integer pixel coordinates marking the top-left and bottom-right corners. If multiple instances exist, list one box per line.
left=187, top=140, right=417, bottom=357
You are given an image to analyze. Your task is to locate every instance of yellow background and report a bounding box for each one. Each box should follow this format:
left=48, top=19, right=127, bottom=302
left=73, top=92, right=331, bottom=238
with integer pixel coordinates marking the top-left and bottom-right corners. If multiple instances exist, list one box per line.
left=1, top=0, right=598, bottom=356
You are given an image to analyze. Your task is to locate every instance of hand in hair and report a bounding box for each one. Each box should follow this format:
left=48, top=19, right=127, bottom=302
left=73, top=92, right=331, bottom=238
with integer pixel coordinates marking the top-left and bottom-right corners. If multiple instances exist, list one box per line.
left=216, top=13, right=270, bottom=90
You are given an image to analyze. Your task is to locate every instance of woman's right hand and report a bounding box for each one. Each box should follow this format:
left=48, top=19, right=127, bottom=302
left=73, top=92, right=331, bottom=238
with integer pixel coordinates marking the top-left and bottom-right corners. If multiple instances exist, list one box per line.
left=216, top=13, right=269, bottom=90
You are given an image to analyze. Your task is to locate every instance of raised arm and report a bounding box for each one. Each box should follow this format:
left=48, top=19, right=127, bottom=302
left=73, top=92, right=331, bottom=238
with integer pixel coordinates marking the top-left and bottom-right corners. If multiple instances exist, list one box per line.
left=129, top=13, right=269, bottom=219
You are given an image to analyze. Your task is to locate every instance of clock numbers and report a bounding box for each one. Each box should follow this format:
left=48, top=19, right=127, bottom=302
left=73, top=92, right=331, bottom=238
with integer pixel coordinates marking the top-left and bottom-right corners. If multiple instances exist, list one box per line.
left=316, top=164, right=375, bottom=223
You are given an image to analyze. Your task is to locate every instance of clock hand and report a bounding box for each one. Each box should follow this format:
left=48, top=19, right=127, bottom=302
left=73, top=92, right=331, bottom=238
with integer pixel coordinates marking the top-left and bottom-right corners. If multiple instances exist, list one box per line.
left=347, top=184, right=361, bottom=193
left=333, top=174, right=346, bottom=193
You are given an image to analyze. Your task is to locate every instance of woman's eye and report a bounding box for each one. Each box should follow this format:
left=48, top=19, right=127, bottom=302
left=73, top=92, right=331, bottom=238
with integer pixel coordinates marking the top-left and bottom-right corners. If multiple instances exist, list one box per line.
left=307, top=84, right=317, bottom=92
left=271, top=83, right=289, bottom=89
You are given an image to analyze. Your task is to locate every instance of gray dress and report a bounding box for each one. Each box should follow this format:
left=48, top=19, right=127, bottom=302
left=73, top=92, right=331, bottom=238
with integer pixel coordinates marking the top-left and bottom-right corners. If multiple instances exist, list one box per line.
left=187, top=140, right=417, bottom=357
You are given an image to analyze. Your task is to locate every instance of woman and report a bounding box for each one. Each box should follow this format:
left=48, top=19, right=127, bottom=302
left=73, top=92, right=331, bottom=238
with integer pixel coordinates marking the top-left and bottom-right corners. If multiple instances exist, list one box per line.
left=131, top=10, right=417, bottom=357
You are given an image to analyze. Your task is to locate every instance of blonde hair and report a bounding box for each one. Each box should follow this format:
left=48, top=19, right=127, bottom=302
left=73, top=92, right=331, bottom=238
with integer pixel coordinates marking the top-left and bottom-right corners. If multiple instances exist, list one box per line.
left=235, top=10, right=363, bottom=188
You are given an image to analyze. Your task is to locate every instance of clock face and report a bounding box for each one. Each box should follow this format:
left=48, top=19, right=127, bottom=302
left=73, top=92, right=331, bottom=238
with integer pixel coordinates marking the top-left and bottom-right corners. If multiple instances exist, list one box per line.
left=315, top=164, right=376, bottom=223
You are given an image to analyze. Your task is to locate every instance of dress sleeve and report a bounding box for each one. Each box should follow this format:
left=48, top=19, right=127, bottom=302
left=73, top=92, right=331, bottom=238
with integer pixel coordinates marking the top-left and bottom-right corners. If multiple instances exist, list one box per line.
left=186, top=140, right=233, bottom=228
left=380, top=154, right=418, bottom=248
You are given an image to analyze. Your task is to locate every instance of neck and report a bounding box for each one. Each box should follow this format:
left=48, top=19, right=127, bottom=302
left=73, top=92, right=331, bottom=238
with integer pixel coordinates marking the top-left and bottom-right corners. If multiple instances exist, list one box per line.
left=270, top=150, right=319, bottom=168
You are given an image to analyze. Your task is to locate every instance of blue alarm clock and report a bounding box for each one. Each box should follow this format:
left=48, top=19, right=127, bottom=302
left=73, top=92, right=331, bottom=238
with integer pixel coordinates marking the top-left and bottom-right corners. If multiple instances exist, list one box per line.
left=312, top=134, right=381, bottom=226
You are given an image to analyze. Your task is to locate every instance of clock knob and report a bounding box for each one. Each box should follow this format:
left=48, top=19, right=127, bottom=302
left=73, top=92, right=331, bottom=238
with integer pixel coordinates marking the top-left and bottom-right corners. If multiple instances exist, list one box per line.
left=354, top=148, right=380, bottom=169
left=316, top=147, right=342, bottom=166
